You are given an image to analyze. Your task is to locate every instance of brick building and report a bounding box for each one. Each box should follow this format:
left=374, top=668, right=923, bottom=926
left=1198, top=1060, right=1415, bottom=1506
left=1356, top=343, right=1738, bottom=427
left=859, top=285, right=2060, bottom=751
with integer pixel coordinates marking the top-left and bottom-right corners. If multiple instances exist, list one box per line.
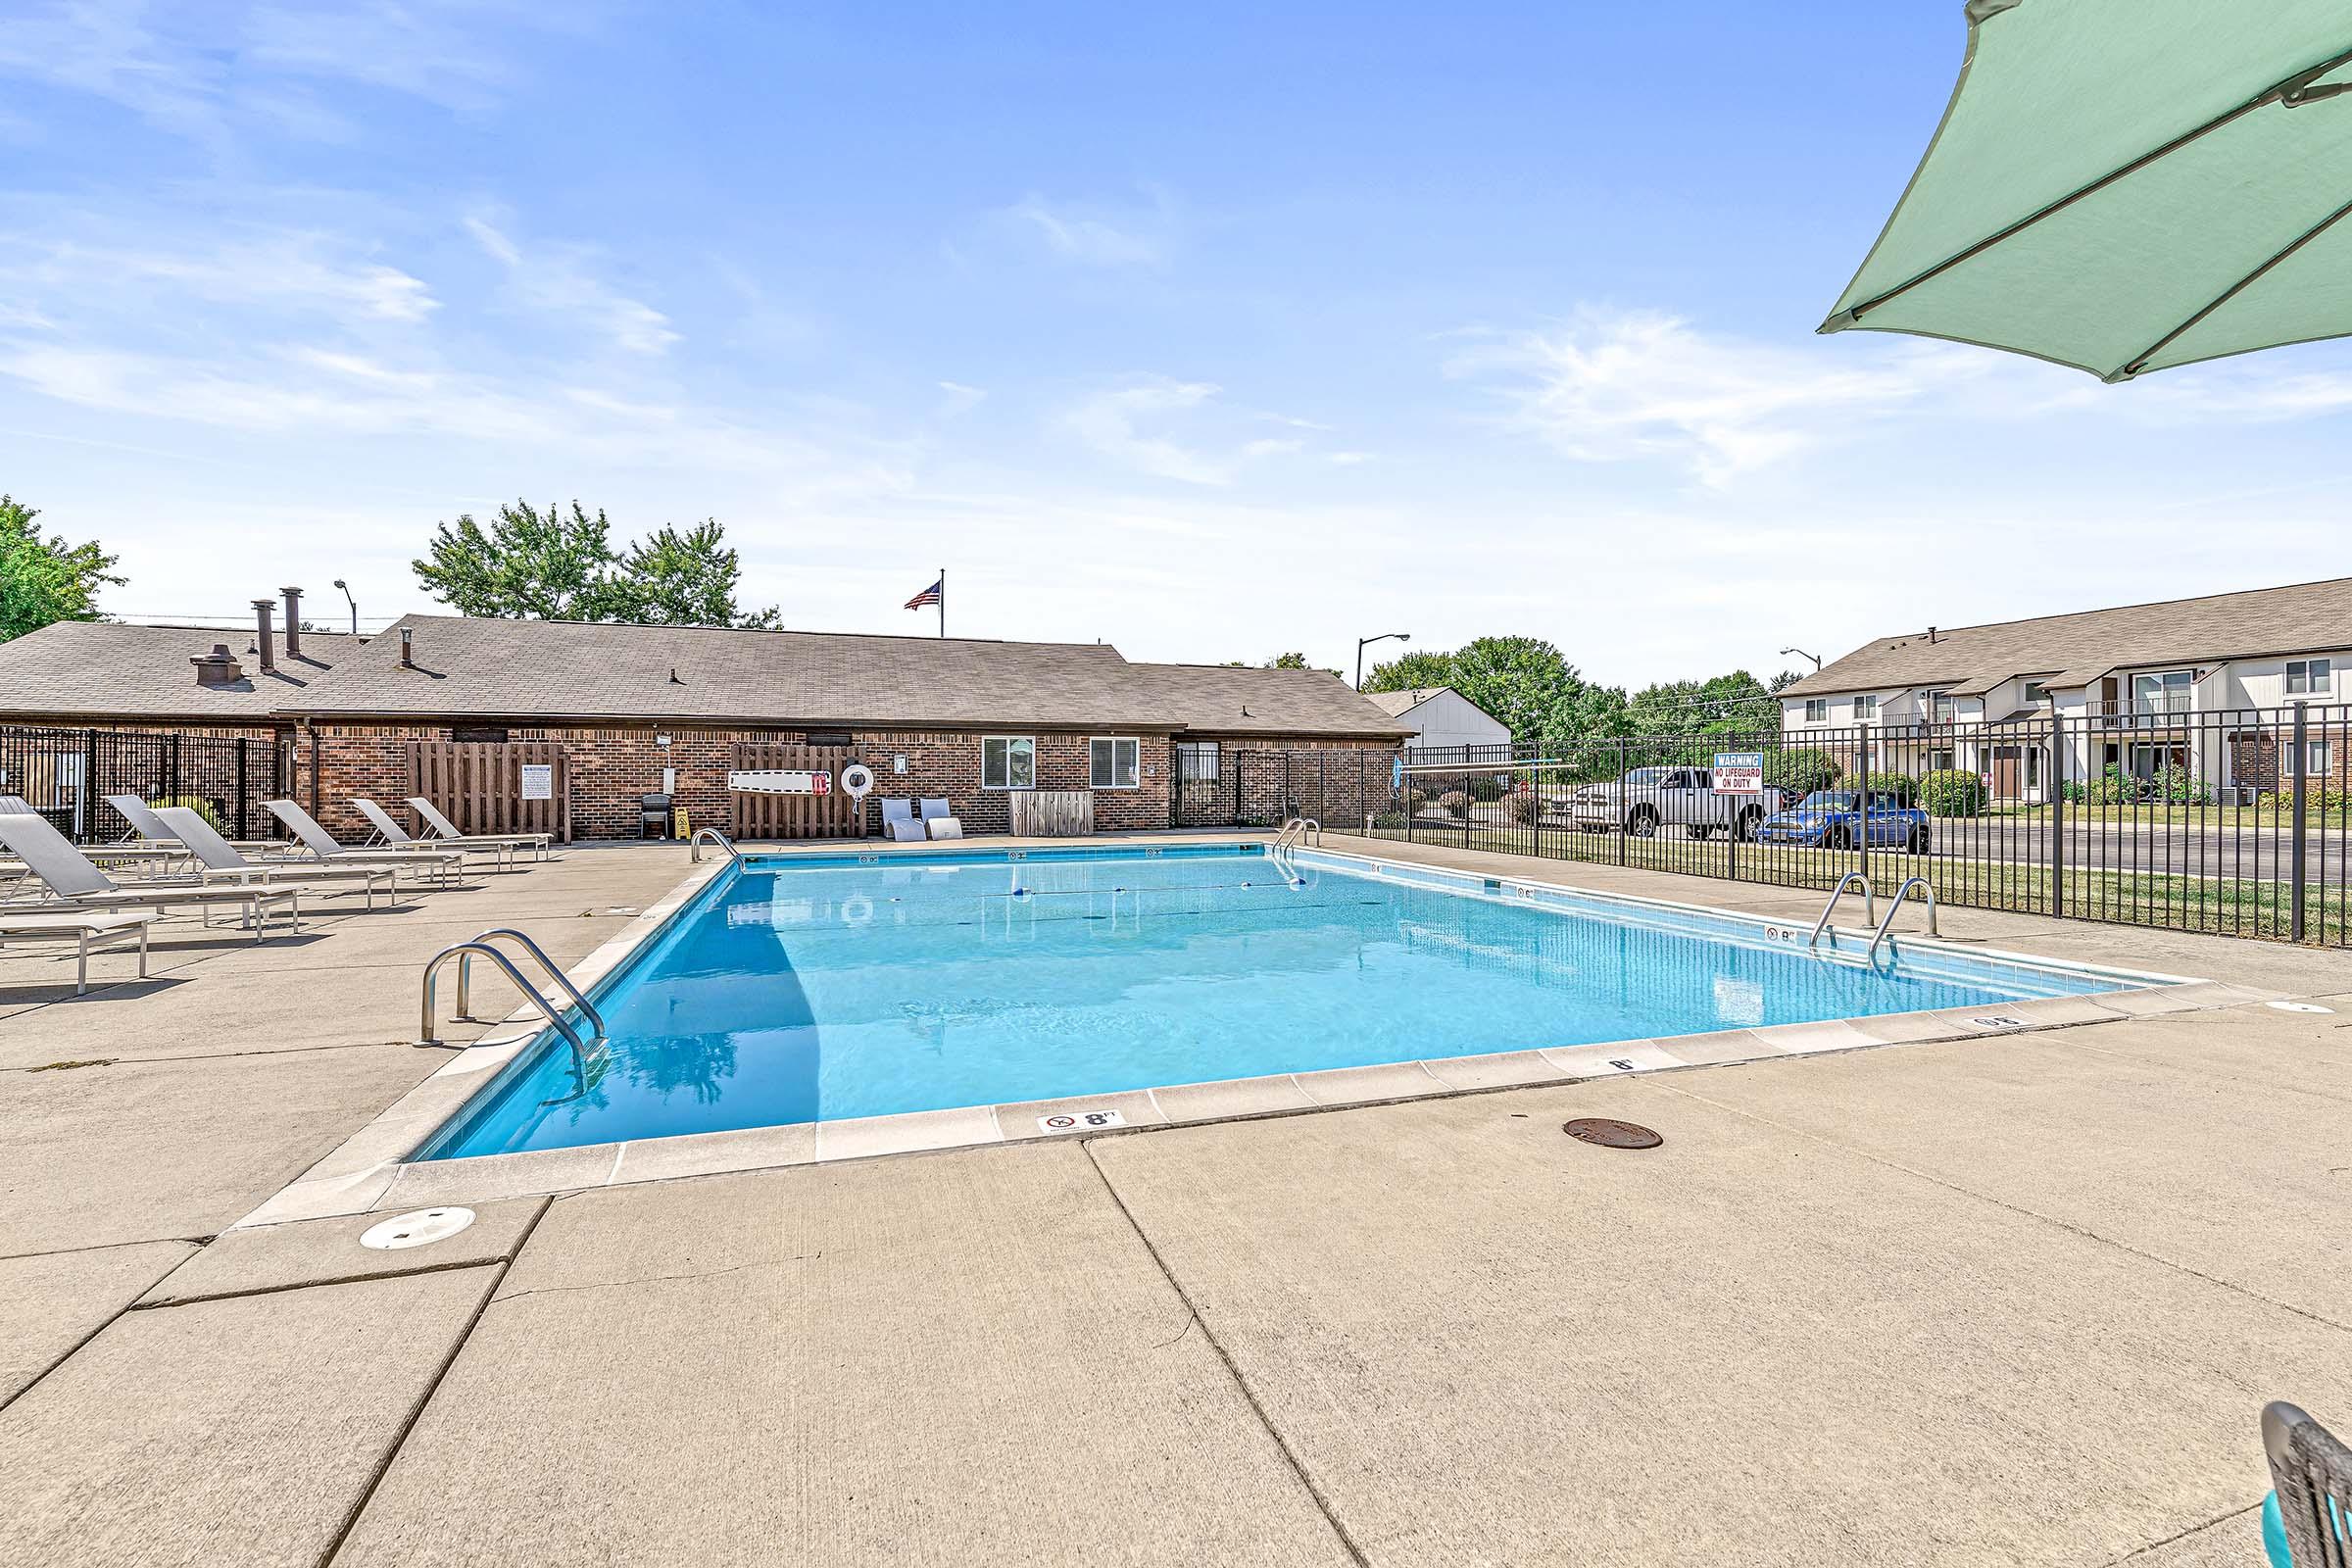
left=0, top=602, right=1409, bottom=842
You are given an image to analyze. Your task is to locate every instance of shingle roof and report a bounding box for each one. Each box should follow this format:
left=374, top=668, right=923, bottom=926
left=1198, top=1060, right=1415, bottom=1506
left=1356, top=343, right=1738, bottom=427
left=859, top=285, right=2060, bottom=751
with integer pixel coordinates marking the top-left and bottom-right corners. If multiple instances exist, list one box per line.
left=275, top=616, right=1410, bottom=738
left=1785, top=577, right=2352, bottom=698
left=0, top=621, right=363, bottom=721
left=1124, top=663, right=1413, bottom=739
left=1363, top=686, right=1446, bottom=716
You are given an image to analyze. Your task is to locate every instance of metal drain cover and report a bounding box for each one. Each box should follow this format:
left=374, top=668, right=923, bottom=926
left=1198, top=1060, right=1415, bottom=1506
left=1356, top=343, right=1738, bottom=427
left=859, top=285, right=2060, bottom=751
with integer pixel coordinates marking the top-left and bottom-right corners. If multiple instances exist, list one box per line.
left=361, top=1207, right=476, bottom=1250
left=2267, top=1001, right=2336, bottom=1014
left=1563, top=1118, right=1662, bottom=1150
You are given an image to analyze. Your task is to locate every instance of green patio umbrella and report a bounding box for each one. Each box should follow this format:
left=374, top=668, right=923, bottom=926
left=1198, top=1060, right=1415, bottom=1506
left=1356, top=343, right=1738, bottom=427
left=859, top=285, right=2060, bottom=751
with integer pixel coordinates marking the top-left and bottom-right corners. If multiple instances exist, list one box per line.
left=1821, top=1, right=2352, bottom=381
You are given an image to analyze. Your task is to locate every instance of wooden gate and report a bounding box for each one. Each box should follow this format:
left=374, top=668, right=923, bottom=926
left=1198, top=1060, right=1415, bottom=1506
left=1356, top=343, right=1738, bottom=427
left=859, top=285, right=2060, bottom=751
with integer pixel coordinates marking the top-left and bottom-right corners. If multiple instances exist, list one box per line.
left=730, top=743, right=866, bottom=840
left=409, top=741, right=572, bottom=843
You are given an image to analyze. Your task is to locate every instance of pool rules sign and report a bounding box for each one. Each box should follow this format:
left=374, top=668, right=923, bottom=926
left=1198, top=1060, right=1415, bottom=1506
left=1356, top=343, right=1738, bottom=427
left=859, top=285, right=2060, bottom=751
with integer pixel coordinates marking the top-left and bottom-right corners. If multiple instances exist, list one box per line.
left=1713, top=752, right=1764, bottom=794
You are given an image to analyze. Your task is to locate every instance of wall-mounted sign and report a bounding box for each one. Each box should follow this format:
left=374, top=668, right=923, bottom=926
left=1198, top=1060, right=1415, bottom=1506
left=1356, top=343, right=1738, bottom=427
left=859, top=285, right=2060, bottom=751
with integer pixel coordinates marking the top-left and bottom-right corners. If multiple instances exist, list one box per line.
left=727, top=769, right=832, bottom=796
left=1713, top=752, right=1765, bottom=794
left=518, top=763, right=553, bottom=801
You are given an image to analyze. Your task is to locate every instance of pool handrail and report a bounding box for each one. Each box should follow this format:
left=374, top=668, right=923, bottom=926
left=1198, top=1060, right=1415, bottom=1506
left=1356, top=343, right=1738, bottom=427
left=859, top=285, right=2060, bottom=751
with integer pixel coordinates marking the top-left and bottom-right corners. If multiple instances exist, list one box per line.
left=418, top=940, right=596, bottom=1093
left=692, top=827, right=741, bottom=863
left=1808, top=871, right=1876, bottom=949
left=1865, top=877, right=1938, bottom=959
left=450, top=927, right=607, bottom=1042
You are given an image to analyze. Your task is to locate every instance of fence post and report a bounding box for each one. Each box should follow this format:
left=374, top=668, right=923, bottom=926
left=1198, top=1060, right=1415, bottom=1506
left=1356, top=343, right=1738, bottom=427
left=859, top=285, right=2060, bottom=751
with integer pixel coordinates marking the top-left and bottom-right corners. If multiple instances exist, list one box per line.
left=2050, top=709, right=2066, bottom=919
left=80, top=728, right=98, bottom=843
left=236, top=739, right=249, bottom=839
left=1615, top=739, right=1628, bottom=867
left=2291, top=702, right=2309, bottom=943
left=1857, top=722, right=1872, bottom=889
left=167, top=732, right=181, bottom=807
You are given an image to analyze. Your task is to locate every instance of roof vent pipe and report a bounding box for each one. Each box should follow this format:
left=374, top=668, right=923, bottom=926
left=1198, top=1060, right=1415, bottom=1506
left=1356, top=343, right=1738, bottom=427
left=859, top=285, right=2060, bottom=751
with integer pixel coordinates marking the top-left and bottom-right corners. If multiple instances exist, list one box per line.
left=399, top=625, right=414, bottom=668
left=1928, top=625, right=1938, bottom=644
left=280, top=587, right=303, bottom=658
left=251, top=599, right=277, bottom=674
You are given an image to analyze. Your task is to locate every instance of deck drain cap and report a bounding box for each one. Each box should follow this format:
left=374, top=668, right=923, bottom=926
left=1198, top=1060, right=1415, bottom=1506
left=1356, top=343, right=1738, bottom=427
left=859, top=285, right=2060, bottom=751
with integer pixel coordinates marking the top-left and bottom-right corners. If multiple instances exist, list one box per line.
left=361, top=1207, right=476, bottom=1250
left=2267, top=1001, right=2335, bottom=1014
left=1563, top=1118, right=1662, bottom=1150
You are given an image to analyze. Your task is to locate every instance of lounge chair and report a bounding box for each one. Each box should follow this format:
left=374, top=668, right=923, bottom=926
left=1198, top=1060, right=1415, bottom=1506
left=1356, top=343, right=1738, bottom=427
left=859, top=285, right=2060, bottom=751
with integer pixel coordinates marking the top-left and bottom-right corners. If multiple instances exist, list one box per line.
left=104, top=794, right=277, bottom=857
left=0, top=794, right=179, bottom=878
left=263, top=801, right=464, bottom=886
left=919, top=798, right=964, bottom=840
left=155, top=808, right=399, bottom=910
left=408, top=797, right=554, bottom=860
left=353, top=798, right=525, bottom=872
left=0, top=813, right=307, bottom=939
left=878, top=798, right=927, bottom=843
left=0, top=909, right=151, bottom=995
left=2264, top=1401, right=2351, bottom=1566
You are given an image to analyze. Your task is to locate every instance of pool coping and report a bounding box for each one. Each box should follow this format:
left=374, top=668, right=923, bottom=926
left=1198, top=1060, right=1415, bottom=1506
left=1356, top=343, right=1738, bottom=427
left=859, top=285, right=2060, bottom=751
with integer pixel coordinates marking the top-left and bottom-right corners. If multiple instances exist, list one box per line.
left=228, top=841, right=2262, bottom=1228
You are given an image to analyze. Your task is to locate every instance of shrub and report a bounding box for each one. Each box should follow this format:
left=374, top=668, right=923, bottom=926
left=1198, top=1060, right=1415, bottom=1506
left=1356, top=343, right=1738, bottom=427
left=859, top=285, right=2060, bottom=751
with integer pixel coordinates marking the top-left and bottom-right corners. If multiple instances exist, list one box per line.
left=1766, top=748, right=1841, bottom=799
left=1865, top=770, right=1918, bottom=806
left=1467, top=775, right=1505, bottom=804
left=1398, top=787, right=1428, bottom=815
left=1506, top=791, right=1543, bottom=825
left=2085, top=764, right=2135, bottom=805
left=1438, top=789, right=1471, bottom=820
left=2150, top=762, right=2212, bottom=806
left=1917, top=768, right=1986, bottom=817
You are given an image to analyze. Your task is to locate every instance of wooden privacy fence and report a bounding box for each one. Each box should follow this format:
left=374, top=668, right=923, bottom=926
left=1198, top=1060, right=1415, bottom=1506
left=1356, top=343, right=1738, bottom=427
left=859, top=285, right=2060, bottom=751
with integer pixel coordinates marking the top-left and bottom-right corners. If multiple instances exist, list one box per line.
left=409, top=741, right=572, bottom=843
left=730, top=743, right=866, bottom=840
left=1009, top=789, right=1094, bottom=836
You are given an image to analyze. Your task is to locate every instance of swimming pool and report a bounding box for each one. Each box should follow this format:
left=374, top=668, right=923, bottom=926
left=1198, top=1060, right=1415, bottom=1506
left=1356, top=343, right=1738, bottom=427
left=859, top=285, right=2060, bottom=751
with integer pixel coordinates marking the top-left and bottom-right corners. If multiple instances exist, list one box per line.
left=416, top=844, right=2141, bottom=1161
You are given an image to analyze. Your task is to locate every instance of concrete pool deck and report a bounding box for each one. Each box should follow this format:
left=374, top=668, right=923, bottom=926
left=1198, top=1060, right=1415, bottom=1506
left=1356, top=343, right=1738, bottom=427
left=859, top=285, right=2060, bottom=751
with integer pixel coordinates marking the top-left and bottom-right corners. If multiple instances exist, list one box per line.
left=2, top=832, right=2347, bottom=1565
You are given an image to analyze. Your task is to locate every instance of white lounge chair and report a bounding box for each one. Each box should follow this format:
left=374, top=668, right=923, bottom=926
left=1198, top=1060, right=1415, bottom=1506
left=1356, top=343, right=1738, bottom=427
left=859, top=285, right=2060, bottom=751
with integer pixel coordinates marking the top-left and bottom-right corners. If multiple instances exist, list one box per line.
left=878, top=798, right=927, bottom=842
left=918, top=798, right=964, bottom=840
left=0, top=909, right=151, bottom=995
left=408, top=797, right=554, bottom=860
left=155, top=808, right=399, bottom=910
left=0, top=813, right=307, bottom=939
left=263, top=801, right=464, bottom=886
left=0, top=794, right=178, bottom=878
left=104, top=794, right=277, bottom=857
left=353, top=798, right=524, bottom=872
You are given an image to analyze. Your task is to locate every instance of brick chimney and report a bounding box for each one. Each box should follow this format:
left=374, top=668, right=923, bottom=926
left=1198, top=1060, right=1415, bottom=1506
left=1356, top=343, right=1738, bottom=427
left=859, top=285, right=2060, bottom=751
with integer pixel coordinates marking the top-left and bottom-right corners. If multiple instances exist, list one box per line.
left=252, top=599, right=276, bottom=674
left=281, top=587, right=303, bottom=658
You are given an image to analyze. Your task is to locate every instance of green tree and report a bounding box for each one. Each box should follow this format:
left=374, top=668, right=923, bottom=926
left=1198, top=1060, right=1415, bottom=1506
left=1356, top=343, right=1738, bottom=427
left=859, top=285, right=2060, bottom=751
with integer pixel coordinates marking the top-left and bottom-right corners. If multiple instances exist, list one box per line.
left=1266, top=651, right=1308, bottom=668
left=0, top=495, right=123, bottom=642
left=1368, top=635, right=1627, bottom=763
left=1624, top=669, right=1779, bottom=739
left=415, top=501, right=777, bottom=626
left=614, top=520, right=780, bottom=628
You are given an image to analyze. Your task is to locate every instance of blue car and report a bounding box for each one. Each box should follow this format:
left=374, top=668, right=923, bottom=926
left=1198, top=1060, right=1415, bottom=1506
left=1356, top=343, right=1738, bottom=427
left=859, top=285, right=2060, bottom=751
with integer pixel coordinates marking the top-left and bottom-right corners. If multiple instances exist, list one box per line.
left=1756, top=790, right=1932, bottom=854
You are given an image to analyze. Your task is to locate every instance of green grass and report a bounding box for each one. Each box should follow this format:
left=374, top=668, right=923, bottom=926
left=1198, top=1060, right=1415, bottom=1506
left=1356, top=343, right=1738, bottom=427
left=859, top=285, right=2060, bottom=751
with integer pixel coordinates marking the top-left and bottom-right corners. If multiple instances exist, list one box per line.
left=1350, top=820, right=2346, bottom=945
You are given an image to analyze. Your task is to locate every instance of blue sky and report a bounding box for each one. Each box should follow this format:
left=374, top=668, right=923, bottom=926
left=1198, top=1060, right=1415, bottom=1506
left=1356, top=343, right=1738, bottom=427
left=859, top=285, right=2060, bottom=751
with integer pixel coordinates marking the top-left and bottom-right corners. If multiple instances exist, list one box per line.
left=3, top=1, right=2346, bottom=686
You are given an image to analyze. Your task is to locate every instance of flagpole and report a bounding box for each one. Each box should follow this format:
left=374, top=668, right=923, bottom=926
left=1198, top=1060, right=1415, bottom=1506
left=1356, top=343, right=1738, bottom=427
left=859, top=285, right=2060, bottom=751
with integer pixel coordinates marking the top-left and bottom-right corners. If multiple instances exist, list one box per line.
left=938, top=567, right=946, bottom=638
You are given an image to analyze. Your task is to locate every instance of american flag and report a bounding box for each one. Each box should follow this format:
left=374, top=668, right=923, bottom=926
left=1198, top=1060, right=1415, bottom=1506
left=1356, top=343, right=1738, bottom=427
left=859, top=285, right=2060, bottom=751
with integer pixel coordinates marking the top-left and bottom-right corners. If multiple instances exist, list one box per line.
left=904, top=577, right=943, bottom=610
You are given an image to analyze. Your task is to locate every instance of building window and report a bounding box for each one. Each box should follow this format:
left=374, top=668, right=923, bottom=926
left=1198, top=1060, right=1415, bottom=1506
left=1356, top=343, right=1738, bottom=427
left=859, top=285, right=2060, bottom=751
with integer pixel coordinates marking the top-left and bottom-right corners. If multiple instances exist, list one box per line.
left=451, top=726, right=510, bottom=744
left=1928, top=690, right=1956, bottom=723
left=2023, top=681, right=2049, bottom=707
left=1090, top=737, right=1140, bottom=790
left=2132, top=669, right=2193, bottom=714
left=1176, top=742, right=1221, bottom=781
left=2286, top=659, right=2333, bottom=696
left=800, top=730, right=853, bottom=747
left=981, top=736, right=1034, bottom=790
left=1802, top=699, right=1829, bottom=723
left=2309, top=739, right=2333, bottom=778
left=1852, top=694, right=1878, bottom=719
left=1926, top=749, right=1955, bottom=772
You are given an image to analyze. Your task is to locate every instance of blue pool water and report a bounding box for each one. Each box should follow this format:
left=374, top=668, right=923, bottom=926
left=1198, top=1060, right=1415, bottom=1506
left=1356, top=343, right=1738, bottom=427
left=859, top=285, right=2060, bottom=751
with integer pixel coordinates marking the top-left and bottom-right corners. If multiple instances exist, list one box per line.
left=419, top=846, right=2132, bottom=1159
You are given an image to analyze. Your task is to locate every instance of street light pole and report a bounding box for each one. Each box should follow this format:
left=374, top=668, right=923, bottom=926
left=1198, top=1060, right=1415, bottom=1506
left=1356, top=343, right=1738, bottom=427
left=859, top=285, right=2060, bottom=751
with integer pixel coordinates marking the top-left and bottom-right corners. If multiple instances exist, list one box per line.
left=1780, top=646, right=1824, bottom=672
left=332, top=579, right=359, bottom=635
left=1356, top=631, right=1411, bottom=690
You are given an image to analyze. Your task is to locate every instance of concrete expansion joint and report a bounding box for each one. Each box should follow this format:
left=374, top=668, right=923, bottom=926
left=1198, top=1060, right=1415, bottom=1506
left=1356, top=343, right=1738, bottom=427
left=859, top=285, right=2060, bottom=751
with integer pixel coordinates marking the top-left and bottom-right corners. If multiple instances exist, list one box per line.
left=494, top=1252, right=822, bottom=1307
left=129, top=1254, right=510, bottom=1314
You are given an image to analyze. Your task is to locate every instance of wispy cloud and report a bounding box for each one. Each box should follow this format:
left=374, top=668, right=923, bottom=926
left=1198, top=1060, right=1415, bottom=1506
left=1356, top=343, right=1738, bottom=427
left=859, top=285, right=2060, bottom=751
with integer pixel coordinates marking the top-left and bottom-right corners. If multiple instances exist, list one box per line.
left=2, top=232, right=437, bottom=326
left=1447, top=307, right=1994, bottom=486
left=1060, top=378, right=1230, bottom=483
left=1002, top=189, right=1175, bottom=268
left=937, top=380, right=987, bottom=416
left=465, top=215, right=678, bottom=355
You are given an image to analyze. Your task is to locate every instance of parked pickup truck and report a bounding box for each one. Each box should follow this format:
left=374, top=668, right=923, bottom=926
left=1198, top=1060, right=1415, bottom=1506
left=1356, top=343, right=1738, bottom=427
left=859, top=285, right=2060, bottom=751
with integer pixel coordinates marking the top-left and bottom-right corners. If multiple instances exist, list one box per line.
left=1564, top=766, right=1780, bottom=841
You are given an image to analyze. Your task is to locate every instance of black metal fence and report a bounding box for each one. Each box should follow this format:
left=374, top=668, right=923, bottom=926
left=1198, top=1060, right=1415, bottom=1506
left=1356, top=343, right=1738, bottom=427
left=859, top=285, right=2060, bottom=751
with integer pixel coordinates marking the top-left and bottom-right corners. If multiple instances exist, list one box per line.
left=1275, top=706, right=2350, bottom=948
left=0, top=725, right=285, bottom=844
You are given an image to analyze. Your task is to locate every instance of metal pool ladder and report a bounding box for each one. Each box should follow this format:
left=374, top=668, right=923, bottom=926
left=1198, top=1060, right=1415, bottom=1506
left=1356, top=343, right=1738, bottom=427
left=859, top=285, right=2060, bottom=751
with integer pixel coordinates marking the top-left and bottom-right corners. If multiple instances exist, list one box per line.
left=1807, top=871, right=1876, bottom=949
left=1865, top=877, right=1938, bottom=959
left=418, top=926, right=606, bottom=1075
left=1269, top=817, right=1321, bottom=853
left=691, top=827, right=741, bottom=862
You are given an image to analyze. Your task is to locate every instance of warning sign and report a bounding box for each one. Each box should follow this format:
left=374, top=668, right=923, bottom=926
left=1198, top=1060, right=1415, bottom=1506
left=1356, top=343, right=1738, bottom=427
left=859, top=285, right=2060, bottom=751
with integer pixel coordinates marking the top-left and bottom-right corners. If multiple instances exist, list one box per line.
left=1713, top=752, right=1765, bottom=795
